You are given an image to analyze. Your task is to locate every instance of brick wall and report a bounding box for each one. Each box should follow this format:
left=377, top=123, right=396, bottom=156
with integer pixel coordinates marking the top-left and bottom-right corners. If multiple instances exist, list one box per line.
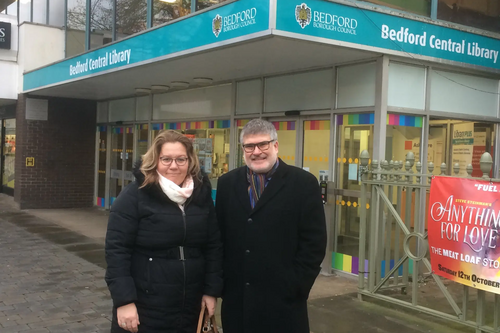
left=15, top=94, right=97, bottom=209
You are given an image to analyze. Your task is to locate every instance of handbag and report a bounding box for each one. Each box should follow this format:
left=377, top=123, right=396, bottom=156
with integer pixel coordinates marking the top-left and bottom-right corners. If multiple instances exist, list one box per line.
left=196, top=303, right=219, bottom=333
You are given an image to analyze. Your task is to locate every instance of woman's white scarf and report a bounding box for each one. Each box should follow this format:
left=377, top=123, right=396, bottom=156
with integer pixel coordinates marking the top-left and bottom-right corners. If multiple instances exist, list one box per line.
left=157, top=171, right=194, bottom=209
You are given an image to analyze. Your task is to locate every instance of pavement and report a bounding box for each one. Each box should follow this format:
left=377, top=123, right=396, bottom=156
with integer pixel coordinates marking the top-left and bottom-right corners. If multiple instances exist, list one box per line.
left=0, top=193, right=475, bottom=333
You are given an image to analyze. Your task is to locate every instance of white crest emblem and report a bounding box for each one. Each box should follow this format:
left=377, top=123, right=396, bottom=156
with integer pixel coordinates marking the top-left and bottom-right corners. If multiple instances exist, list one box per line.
left=295, top=3, right=311, bottom=29
left=212, top=14, right=222, bottom=37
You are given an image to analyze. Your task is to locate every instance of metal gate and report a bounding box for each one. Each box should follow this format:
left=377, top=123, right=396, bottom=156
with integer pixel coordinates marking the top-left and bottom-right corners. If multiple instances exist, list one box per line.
left=357, top=150, right=500, bottom=333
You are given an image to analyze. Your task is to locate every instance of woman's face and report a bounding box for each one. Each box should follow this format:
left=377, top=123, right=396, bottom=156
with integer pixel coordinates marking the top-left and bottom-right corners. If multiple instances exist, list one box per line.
left=157, top=142, right=189, bottom=186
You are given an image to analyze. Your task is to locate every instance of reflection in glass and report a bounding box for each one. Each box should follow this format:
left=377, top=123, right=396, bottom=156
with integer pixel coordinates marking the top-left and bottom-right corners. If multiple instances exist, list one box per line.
left=2, top=119, right=15, bottom=190
left=116, top=0, right=147, bottom=40
left=49, top=0, right=65, bottom=26
left=90, top=0, right=113, bottom=48
left=19, top=0, right=31, bottom=23
left=6, top=1, right=18, bottom=16
left=359, top=0, right=430, bottom=16
left=438, top=0, right=500, bottom=33
left=32, top=0, right=47, bottom=24
left=153, top=0, right=191, bottom=27
left=66, top=0, right=87, bottom=56
left=196, top=0, right=228, bottom=11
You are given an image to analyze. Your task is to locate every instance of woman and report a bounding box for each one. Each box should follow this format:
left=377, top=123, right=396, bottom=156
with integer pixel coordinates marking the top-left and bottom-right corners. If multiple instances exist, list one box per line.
left=105, top=130, right=222, bottom=333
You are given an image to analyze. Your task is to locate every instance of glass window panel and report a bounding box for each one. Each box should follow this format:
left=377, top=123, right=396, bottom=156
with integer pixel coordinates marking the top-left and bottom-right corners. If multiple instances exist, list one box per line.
left=153, top=0, right=191, bottom=27
left=236, top=79, right=261, bottom=115
left=97, top=102, right=108, bottom=123
left=96, top=127, right=107, bottom=207
left=116, top=0, right=147, bottom=39
left=265, top=69, right=333, bottom=113
left=386, top=119, right=422, bottom=163
left=303, top=120, right=330, bottom=181
left=33, top=0, right=47, bottom=24
left=428, top=124, right=447, bottom=176
left=49, top=0, right=65, bottom=26
left=429, top=119, right=496, bottom=177
left=1, top=10, right=5, bottom=14
left=196, top=0, right=228, bottom=11
left=91, top=0, right=113, bottom=49
left=337, top=62, right=376, bottom=108
left=359, top=0, right=430, bottom=16
left=136, top=124, right=149, bottom=160
left=430, top=70, right=499, bottom=117
left=153, top=84, right=232, bottom=120
left=136, top=96, right=150, bottom=121
left=388, top=63, right=426, bottom=110
left=272, top=121, right=296, bottom=166
left=19, top=0, right=31, bottom=22
left=109, top=98, right=135, bottom=122
left=7, top=2, right=17, bottom=16
left=66, top=0, right=86, bottom=56
left=3, top=119, right=15, bottom=190
left=438, top=0, right=500, bottom=33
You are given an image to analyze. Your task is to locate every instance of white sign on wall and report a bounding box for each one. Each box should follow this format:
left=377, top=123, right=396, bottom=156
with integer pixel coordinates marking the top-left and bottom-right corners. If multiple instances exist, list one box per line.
left=26, top=98, right=48, bottom=121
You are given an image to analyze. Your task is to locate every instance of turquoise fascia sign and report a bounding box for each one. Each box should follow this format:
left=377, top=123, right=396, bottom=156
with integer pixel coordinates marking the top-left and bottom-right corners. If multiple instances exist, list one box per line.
left=277, top=0, right=500, bottom=71
left=23, top=0, right=270, bottom=91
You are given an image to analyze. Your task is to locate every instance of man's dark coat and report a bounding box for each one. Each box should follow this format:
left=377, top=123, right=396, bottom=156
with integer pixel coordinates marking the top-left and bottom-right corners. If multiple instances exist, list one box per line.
left=216, top=159, right=327, bottom=333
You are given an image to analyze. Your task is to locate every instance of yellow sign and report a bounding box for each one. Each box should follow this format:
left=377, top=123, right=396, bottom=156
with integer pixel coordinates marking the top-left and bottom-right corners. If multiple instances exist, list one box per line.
left=26, top=157, right=35, bottom=167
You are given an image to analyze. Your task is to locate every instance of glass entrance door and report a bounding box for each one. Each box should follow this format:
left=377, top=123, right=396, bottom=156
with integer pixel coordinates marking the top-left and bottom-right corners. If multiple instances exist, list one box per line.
left=109, top=126, right=134, bottom=206
left=333, top=115, right=374, bottom=263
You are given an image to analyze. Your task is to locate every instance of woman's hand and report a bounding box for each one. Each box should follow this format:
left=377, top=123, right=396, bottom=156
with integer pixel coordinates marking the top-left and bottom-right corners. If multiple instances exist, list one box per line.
left=201, top=295, right=217, bottom=317
left=117, top=303, right=140, bottom=333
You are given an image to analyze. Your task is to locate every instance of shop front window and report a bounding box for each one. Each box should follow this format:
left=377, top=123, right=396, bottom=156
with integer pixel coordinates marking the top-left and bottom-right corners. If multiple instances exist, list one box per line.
left=96, top=126, right=107, bottom=207
left=2, top=119, right=15, bottom=193
left=151, top=121, right=230, bottom=190
left=438, top=0, right=500, bottom=33
left=429, top=119, right=495, bottom=177
left=359, top=0, right=430, bottom=17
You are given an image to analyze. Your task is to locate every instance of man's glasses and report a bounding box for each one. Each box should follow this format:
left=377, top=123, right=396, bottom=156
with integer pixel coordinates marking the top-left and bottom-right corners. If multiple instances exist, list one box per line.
left=159, top=156, right=188, bottom=166
left=241, top=140, right=275, bottom=153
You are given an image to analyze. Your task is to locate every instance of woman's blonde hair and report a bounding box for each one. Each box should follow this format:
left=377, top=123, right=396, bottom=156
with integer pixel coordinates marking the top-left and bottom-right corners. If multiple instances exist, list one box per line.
left=140, top=130, right=201, bottom=188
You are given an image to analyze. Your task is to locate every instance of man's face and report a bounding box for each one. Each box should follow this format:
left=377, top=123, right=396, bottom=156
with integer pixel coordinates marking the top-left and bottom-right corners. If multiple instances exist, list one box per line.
left=242, top=133, right=279, bottom=174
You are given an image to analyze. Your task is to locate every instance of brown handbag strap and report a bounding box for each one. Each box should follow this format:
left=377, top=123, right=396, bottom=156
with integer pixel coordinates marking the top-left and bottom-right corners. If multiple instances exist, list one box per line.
left=196, top=303, right=206, bottom=332
left=197, top=302, right=219, bottom=333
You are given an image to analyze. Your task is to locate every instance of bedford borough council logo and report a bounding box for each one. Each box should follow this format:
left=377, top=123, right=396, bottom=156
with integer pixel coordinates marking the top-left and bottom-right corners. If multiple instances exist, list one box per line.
left=295, top=3, right=311, bottom=29
left=212, top=14, right=222, bottom=37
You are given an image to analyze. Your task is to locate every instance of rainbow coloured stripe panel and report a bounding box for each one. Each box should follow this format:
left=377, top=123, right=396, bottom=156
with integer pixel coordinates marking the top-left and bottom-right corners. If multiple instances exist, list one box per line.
left=304, top=120, right=330, bottom=130
left=97, top=126, right=107, bottom=132
left=337, top=114, right=374, bottom=125
left=272, top=121, right=295, bottom=131
left=387, top=114, right=423, bottom=127
left=236, top=119, right=250, bottom=127
left=152, top=120, right=230, bottom=130
left=332, top=252, right=414, bottom=277
left=112, top=127, right=133, bottom=134
left=96, top=197, right=105, bottom=207
left=137, top=124, right=149, bottom=130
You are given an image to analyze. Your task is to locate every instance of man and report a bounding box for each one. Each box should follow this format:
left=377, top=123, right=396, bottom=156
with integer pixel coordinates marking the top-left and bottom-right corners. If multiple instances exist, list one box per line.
left=216, top=119, right=327, bottom=333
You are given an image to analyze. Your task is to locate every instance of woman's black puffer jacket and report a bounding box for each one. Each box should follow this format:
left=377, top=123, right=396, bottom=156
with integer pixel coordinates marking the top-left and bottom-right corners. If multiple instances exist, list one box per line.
left=105, top=164, right=223, bottom=333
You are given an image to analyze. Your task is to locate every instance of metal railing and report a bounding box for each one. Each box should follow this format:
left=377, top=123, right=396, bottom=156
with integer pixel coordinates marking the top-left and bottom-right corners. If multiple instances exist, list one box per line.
left=358, top=150, right=500, bottom=333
